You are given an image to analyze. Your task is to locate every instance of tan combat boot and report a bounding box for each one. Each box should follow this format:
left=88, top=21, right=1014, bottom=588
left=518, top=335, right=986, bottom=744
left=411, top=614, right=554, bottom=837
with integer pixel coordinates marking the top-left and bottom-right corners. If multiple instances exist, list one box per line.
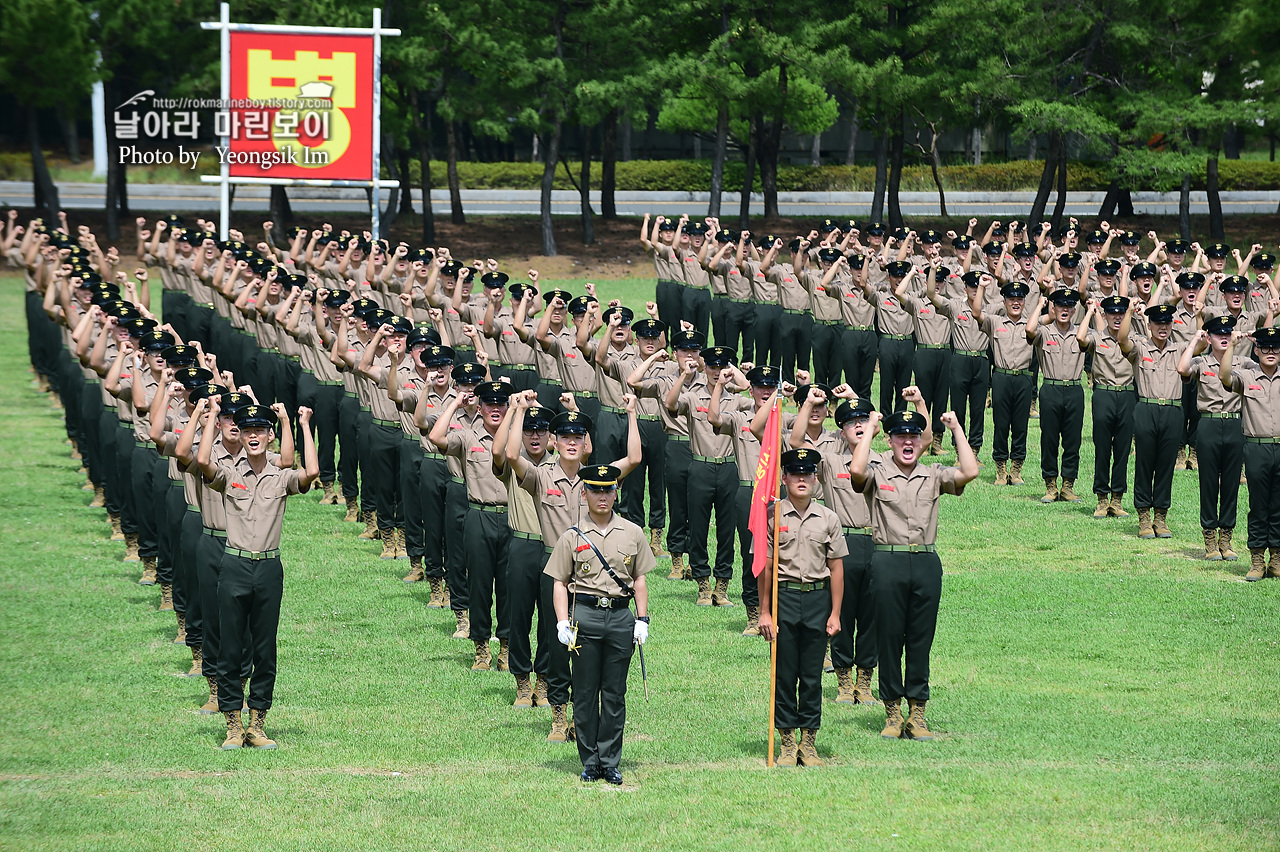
left=1203, top=529, right=1222, bottom=561
left=1028, top=400, right=1038, bottom=418
left=824, top=645, right=834, bottom=673
left=319, top=481, right=338, bottom=505
left=109, top=513, right=125, bottom=541
left=1187, top=446, right=1198, bottom=470
left=1109, top=493, right=1129, bottom=518
left=513, top=674, right=533, bottom=708
left=90, top=485, right=106, bottom=508
left=453, top=610, right=470, bottom=639
left=1137, top=508, right=1155, bottom=539
left=881, top=699, right=904, bottom=739
left=995, top=460, right=1008, bottom=486
left=650, top=528, right=669, bottom=557
left=742, top=606, right=761, bottom=637
left=174, top=613, right=187, bottom=644
left=776, top=728, right=798, bottom=766
left=187, top=647, right=203, bottom=678
left=394, top=528, right=409, bottom=560
left=199, top=677, right=218, bottom=714
left=403, top=557, right=424, bottom=583
left=426, top=578, right=446, bottom=607
left=379, top=529, right=396, bottom=560
left=471, top=640, right=491, bottom=671
left=695, top=577, right=713, bottom=606
left=904, top=698, right=936, bottom=741
left=854, top=668, right=877, bottom=705
left=930, top=434, right=943, bottom=456
left=834, top=668, right=856, bottom=704
left=140, top=557, right=158, bottom=586
left=1246, top=548, right=1266, bottom=581
left=124, top=534, right=141, bottom=563
left=221, top=711, right=244, bottom=750
left=1009, top=460, right=1025, bottom=485
left=1219, top=528, right=1238, bottom=562
left=798, top=729, right=825, bottom=766
left=668, top=554, right=685, bottom=580
left=711, top=578, right=735, bottom=607
left=532, top=674, right=549, bottom=707
left=1176, top=446, right=1187, bottom=469
left=359, top=510, right=378, bottom=540
left=159, top=583, right=174, bottom=611
left=343, top=496, right=359, bottom=523
left=439, top=583, right=451, bottom=610
left=548, top=704, right=573, bottom=742
left=244, top=709, right=277, bottom=749
left=1153, top=508, right=1172, bottom=538
left=1059, top=480, right=1081, bottom=502
left=495, top=639, right=510, bottom=672
left=1268, top=548, right=1280, bottom=579
left=1093, top=494, right=1109, bottom=519
left=1041, top=478, right=1059, bottom=504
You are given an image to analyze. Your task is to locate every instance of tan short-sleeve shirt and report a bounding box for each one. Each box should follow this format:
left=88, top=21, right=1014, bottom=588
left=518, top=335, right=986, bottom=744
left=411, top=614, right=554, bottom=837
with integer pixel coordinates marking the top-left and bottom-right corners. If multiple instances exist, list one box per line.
left=766, top=498, right=848, bottom=583
left=1127, top=337, right=1184, bottom=400
left=1082, top=329, right=1134, bottom=386
left=209, top=456, right=303, bottom=552
left=859, top=451, right=965, bottom=546
left=544, top=514, right=656, bottom=597
left=982, top=314, right=1034, bottom=371
left=521, top=459, right=586, bottom=546
left=444, top=424, right=507, bottom=504
left=1228, top=365, right=1280, bottom=437
left=1189, top=354, right=1253, bottom=413
left=1034, top=324, right=1085, bottom=381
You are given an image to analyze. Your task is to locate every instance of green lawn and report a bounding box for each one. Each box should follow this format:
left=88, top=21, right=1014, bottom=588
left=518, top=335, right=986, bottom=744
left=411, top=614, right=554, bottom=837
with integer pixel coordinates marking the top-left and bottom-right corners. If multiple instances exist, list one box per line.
left=1, top=274, right=1277, bottom=851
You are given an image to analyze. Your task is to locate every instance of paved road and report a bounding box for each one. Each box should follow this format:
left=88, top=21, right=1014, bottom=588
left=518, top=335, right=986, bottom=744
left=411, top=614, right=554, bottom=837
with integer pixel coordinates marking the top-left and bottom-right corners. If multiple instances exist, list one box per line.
left=3, top=181, right=1278, bottom=218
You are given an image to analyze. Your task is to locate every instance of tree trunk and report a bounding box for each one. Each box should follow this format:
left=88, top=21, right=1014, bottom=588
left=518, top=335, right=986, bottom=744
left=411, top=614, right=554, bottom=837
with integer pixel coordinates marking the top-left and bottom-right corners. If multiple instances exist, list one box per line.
left=844, top=99, right=859, bottom=166
left=1029, top=132, right=1059, bottom=227
left=1223, top=127, right=1241, bottom=160
left=601, top=108, right=617, bottom=220
left=621, top=115, right=632, bottom=161
left=871, top=124, right=888, bottom=223
left=446, top=119, right=464, bottom=225
left=1026, top=136, right=1037, bottom=161
left=579, top=124, right=594, bottom=246
left=810, top=132, right=821, bottom=167
left=972, top=126, right=982, bottom=165
left=1050, top=142, right=1067, bottom=228
left=269, top=186, right=293, bottom=229
left=1098, top=180, right=1118, bottom=218
left=101, top=79, right=121, bottom=240
left=887, top=110, right=904, bottom=229
left=928, top=128, right=947, bottom=218
left=27, top=107, right=60, bottom=221
left=1178, top=173, right=1192, bottom=239
left=531, top=133, right=540, bottom=163
left=738, top=114, right=758, bottom=229
left=540, top=121, right=562, bottom=256
left=1116, top=187, right=1134, bottom=218
left=692, top=134, right=702, bottom=160
left=709, top=103, right=728, bottom=218
left=412, top=90, right=435, bottom=244
left=1207, top=155, right=1224, bottom=239
left=398, top=148, right=413, bottom=214
left=380, top=133, right=401, bottom=230
left=62, top=105, right=80, bottom=165
left=757, top=65, right=787, bottom=220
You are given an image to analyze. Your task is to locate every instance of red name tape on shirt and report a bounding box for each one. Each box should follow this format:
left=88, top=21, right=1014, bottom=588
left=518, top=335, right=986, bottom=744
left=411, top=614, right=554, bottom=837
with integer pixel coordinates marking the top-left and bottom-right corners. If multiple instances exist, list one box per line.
left=778, top=526, right=789, bottom=532
left=1047, top=340, right=1059, bottom=346
left=999, top=327, right=1009, bottom=332
left=1249, top=384, right=1262, bottom=390
left=696, top=406, right=709, bottom=412
left=546, top=488, right=563, bottom=497
left=470, top=446, right=485, bottom=452
left=231, top=482, right=247, bottom=490
left=879, top=483, right=896, bottom=491
left=575, top=543, right=592, bottom=552
left=1205, top=371, right=1217, bottom=378
left=1143, top=356, right=1154, bottom=362
left=837, top=472, right=851, bottom=479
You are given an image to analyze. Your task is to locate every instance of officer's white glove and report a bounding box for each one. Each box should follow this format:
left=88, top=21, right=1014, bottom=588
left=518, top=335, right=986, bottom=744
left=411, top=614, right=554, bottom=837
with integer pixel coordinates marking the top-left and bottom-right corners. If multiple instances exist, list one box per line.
left=633, top=621, right=649, bottom=645
left=557, top=620, right=574, bottom=647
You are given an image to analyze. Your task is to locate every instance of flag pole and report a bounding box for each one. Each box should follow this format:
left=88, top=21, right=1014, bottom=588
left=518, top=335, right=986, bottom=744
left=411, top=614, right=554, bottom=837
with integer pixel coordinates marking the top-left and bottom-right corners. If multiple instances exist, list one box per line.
left=766, top=399, right=782, bottom=767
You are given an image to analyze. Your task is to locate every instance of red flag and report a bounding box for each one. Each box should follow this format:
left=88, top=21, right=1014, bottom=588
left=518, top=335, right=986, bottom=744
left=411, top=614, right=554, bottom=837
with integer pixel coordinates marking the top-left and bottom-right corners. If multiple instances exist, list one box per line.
left=749, top=400, right=781, bottom=577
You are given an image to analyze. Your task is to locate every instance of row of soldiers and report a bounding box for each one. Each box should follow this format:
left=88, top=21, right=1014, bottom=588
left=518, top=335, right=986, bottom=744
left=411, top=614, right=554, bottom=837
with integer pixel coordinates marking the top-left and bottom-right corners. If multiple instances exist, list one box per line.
left=11, top=207, right=1280, bottom=765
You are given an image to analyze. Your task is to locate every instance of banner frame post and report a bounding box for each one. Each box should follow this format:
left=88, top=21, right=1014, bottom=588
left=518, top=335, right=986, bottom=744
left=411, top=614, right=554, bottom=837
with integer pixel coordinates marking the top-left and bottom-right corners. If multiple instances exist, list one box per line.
left=218, top=2, right=230, bottom=239
left=370, top=6, right=383, bottom=240
left=766, top=399, right=782, bottom=767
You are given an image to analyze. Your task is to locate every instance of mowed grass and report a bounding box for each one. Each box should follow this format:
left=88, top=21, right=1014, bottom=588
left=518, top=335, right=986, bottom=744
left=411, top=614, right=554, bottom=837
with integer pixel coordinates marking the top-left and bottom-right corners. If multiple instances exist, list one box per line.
left=1, top=272, right=1278, bottom=852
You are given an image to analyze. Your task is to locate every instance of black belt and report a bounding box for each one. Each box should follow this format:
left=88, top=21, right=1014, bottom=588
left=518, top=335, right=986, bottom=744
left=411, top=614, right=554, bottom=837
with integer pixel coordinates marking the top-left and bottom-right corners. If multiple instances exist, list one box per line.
left=779, top=580, right=828, bottom=591
left=575, top=593, right=630, bottom=609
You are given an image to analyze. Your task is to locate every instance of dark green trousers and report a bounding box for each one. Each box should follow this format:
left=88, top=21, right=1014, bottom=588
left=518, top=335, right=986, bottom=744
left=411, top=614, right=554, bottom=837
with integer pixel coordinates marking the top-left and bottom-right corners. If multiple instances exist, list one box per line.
left=872, top=550, right=942, bottom=703
left=1133, top=402, right=1182, bottom=510
left=370, top=423, right=402, bottom=532
left=665, top=438, right=692, bottom=557
left=338, top=392, right=361, bottom=500
left=779, top=311, right=813, bottom=381
left=179, top=507, right=204, bottom=649
left=829, top=532, right=876, bottom=671
left=751, top=304, right=782, bottom=367
left=841, top=327, right=878, bottom=401
left=620, top=418, right=665, bottom=530
left=131, top=444, right=160, bottom=560
left=594, top=409, right=627, bottom=466
left=164, top=481, right=186, bottom=611
left=465, top=508, right=509, bottom=642
left=991, top=371, right=1033, bottom=463
left=725, top=300, right=754, bottom=362
left=655, top=278, right=681, bottom=331
left=1091, top=386, right=1136, bottom=495
left=878, top=337, right=916, bottom=414
left=711, top=294, right=729, bottom=344
left=540, top=572, right=571, bottom=705
left=811, top=321, right=842, bottom=386
left=506, top=535, right=547, bottom=676
left=1244, top=442, right=1280, bottom=548
left=687, top=459, right=736, bottom=581
left=913, top=347, right=951, bottom=436
left=950, top=352, right=989, bottom=451
left=1196, top=415, right=1243, bottom=530
left=419, top=455, right=450, bottom=577
left=117, top=424, right=138, bottom=536
left=399, top=437, right=425, bottom=558
left=300, top=378, right=341, bottom=485
left=1038, top=382, right=1084, bottom=480
left=570, top=604, right=635, bottom=771
left=356, top=408, right=375, bottom=513
left=683, top=287, right=712, bottom=340
left=198, top=532, right=250, bottom=679
left=774, top=586, right=831, bottom=730
left=1181, top=379, right=1200, bottom=450
left=216, top=553, right=283, bottom=713
left=736, top=484, right=760, bottom=607
left=445, top=478, right=469, bottom=611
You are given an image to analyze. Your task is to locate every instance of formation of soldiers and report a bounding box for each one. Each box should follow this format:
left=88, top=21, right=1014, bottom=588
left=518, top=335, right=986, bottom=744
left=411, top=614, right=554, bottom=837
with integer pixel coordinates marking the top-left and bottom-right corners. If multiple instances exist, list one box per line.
left=9, top=204, right=1280, bottom=772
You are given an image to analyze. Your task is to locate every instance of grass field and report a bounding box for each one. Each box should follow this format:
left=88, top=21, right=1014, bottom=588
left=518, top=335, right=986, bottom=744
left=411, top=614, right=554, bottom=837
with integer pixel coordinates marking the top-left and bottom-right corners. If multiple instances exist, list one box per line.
left=1, top=272, right=1278, bottom=851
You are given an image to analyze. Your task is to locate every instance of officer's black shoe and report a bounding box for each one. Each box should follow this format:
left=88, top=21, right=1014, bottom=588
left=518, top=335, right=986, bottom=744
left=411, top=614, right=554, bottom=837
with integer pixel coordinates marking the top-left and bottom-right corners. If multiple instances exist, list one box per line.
left=603, top=767, right=623, bottom=785
left=580, top=765, right=602, bottom=782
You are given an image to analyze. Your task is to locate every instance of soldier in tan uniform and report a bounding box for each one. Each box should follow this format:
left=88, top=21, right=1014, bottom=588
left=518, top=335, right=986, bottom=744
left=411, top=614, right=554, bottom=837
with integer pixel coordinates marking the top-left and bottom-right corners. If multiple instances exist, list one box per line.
left=1027, top=288, right=1087, bottom=503
left=641, top=214, right=682, bottom=330
left=896, top=262, right=953, bottom=455
left=547, top=465, right=654, bottom=785
left=875, top=261, right=918, bottom=414
left=849, top=408, right=979, bottom=741
left=1077, top=295, right=1137, bottom=517
left=758, top=448, right=847, bottom=767
left=1220, top=326, right=1280, bottom=579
